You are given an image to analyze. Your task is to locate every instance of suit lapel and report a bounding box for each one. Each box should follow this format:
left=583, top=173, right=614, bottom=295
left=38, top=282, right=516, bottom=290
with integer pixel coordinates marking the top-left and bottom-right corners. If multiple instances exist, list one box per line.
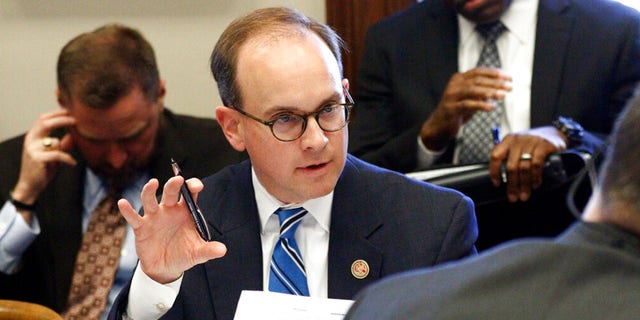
left=202, top=162, right=263, bottom=319
left=424, top=1, right=459, bottom=105
left=328, top=157, right=384, bottom=299
left=46, top=159, right=84, bottom=310
left=531, top=0, right=574, bottom=127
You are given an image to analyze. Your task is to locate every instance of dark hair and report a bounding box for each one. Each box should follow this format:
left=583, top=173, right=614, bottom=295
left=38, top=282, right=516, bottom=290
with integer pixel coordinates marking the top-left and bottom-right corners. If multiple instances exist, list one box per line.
left=599, top=88, right=640, bottom=214
left=57, top=24, right=160, bottom=108
left=210, top=7, right=345, bottom=108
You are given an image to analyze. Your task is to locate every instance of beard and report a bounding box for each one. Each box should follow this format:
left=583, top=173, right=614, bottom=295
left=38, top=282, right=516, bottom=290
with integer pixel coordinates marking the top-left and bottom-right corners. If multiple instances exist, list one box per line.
left=90, top=158, right=150, bottom=194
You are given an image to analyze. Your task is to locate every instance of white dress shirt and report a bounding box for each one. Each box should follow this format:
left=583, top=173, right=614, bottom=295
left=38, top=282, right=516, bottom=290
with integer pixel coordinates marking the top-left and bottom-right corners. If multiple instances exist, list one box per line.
left=127, top=166, right=333, bottom=320
left=417, top=0, right=539, bottom=167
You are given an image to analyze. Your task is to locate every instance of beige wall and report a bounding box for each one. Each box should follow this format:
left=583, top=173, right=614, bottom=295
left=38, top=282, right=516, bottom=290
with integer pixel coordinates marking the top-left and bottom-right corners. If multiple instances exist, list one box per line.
left=0, top=0, right=325, bottom=141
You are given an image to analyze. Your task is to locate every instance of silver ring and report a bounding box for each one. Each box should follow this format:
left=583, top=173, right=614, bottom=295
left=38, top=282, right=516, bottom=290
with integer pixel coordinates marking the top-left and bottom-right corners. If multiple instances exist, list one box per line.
left=520, top=153, right=533, bottom=161
left=42, top=137, right=54, bottom=149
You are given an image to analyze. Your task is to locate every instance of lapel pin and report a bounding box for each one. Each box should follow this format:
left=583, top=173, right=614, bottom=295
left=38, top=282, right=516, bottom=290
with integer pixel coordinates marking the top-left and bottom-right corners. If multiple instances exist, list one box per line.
left=351, top=259, right=369, bottom=279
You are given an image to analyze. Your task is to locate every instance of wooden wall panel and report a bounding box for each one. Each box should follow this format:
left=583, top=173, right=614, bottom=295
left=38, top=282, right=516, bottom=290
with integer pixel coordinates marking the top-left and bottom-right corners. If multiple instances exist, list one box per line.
left=326, top=0, right=416, bottom=94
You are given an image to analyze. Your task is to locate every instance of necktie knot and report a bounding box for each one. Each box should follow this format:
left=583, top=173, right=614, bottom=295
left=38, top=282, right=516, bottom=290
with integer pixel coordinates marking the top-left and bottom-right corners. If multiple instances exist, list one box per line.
left=275, top=207, right=307, bottom=239
left=476, top=21, right=506, bottom=44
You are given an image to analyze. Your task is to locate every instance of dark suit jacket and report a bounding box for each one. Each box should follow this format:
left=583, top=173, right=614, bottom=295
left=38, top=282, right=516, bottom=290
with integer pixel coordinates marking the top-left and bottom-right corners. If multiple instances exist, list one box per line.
left=0, top=108, right=246, bottom=313
left=345, top=221, right=640, bottom=320
left=349, top=0, right=640, bottom=171
left=109, top=155, right=478, bottom=320
left=348, top=0, right=640, bottom=250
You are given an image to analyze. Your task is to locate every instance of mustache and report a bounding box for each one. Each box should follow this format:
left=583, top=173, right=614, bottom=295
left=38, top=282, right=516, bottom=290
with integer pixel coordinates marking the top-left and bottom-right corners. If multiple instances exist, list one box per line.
left=91, top=160, right=146, bottom=192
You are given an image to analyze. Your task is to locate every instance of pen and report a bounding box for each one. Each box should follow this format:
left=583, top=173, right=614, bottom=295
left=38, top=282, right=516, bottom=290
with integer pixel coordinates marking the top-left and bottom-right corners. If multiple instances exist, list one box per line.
left=492, top=125, right=508, bottom=184
left=170, top=158, right=212, bottom=241
left=492, top=125, right=501, bottom=145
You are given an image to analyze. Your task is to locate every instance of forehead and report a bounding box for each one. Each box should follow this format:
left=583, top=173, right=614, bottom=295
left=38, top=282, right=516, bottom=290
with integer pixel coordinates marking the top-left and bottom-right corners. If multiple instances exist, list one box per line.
left=235, top=30, right=342, bottom=111
left=68, top=88, right=157, bottom=139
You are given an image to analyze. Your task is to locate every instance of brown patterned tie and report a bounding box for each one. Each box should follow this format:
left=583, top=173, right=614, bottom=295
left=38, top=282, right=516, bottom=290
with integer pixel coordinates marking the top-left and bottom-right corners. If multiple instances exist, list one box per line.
left=63, top=193, right=126, bottom=320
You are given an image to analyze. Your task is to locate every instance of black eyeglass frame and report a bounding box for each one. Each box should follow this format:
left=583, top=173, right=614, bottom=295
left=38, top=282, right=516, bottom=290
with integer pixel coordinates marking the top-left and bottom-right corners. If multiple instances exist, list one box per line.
left=230, top=85, right=355, bottom=142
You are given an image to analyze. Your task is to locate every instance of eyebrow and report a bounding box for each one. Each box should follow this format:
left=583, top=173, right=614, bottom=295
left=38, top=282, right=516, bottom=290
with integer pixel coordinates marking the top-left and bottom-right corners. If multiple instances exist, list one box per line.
left=76, top=118, right=152, bottom=142
left=264, top=91, right=344, bottom=116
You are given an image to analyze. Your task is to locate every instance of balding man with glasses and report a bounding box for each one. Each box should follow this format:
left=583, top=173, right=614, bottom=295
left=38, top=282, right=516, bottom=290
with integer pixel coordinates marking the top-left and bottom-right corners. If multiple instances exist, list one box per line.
left=108, top=7, right=478, bottom=320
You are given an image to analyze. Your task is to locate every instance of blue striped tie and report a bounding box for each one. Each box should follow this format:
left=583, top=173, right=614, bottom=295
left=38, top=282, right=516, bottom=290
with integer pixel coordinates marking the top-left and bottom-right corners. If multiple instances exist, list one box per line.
left=269, top=207, right=309, bottom=296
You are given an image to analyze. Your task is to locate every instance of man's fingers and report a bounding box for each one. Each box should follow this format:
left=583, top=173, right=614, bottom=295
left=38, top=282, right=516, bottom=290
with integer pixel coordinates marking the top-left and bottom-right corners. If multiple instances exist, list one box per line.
left=468, top=67, right=513, bottom=81
left=40, top=150, right=77, bottom=166
left=140, top=179, right=161, bottom=213
left=30, top=109, right=76, bottom=139
left=185, top=178, right=204, bottom=202
left=195, top=241, right=227, bottom=265
left=161, top=176, right=183, bottom=206
left=118, top=198, right=142, bottom=229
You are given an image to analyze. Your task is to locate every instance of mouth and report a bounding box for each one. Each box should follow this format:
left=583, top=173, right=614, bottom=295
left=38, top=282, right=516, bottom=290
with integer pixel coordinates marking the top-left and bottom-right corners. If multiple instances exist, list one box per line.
left=299, top=161, right=329, bottom=174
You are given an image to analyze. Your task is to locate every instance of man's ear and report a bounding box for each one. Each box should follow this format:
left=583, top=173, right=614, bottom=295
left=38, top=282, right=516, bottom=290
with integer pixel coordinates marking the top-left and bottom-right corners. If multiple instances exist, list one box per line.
left=55, top=87, right=68, bottom=108
left=216, top=106, right=246, bottom=152
left=156, top=79, right=167, bottom=112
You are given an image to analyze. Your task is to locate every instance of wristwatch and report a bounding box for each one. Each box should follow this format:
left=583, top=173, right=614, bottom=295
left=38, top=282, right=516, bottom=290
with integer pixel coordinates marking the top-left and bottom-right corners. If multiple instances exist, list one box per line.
left=553, top=116, right=584, bottom=148
left=9, top=193, right=36, bottom=211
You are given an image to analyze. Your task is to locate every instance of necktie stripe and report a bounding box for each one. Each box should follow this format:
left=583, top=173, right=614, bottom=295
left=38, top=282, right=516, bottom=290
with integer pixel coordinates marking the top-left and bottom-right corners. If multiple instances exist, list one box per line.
left=280, top=209, right=307, bottom=233
left=270, top=261, right=303, bottom=295
left=269, top=207, right=309, bottom=296
left=281, top=239, right=306, bottom=273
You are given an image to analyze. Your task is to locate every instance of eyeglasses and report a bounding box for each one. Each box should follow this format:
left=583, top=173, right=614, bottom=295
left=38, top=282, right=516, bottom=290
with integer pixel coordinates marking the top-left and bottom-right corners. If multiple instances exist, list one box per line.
left=231, top=86, right=355, bottom=142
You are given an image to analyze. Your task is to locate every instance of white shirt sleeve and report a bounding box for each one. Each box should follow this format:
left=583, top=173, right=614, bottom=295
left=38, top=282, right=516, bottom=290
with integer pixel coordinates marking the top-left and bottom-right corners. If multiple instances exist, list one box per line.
left=0, top=201, right=40, bottom=274
left=416, top=136, right=446, bottom=170
left=126, top=264, right=182, bottom=320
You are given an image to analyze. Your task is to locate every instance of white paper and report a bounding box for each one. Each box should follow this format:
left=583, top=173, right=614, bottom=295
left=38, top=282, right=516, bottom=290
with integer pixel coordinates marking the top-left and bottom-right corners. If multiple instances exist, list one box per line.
left=233, top=290, right=354, bottom=320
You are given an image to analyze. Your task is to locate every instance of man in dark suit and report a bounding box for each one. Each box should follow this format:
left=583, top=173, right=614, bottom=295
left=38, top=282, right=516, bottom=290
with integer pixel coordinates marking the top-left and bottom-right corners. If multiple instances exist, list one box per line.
left=349, top=0, right=640, bottom=249
left=108, top=7, right=478, bottom=320
left=0, top=24, right=244, bottom=319
left=345, top=87, right=640, bottom=320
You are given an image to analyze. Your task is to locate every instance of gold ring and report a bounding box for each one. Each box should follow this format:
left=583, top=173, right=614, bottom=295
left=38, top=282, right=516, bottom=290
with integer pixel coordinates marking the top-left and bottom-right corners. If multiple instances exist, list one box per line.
left=42, top=137, right=54, bottom=149
left=520, top=153, right=533, bottom=161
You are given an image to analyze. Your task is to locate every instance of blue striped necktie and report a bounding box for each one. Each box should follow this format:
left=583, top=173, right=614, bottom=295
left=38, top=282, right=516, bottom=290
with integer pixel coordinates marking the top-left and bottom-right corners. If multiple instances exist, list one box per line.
left=269, top=207, right=309, bottom=296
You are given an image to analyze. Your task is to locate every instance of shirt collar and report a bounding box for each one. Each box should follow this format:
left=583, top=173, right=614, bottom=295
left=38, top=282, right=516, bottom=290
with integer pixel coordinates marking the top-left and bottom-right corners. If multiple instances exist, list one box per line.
left=252, top=166, right=333, bottom=234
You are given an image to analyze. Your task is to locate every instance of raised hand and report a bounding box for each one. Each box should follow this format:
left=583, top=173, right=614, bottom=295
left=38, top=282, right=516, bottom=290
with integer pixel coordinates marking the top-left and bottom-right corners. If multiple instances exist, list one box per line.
left=11, top=109, right=77, bottom=206
left=420, top=67, right=512, bottom=151
left=117, top=176, right=227, bottom=284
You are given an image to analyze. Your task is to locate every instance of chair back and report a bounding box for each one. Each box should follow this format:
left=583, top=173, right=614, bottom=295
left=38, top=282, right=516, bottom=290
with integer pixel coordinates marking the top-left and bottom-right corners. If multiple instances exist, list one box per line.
left=0, top=299, right=62, bottom=320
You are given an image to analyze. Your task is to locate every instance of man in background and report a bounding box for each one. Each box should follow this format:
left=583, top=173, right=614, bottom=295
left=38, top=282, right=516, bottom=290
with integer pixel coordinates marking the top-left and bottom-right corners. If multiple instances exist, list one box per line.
left=0, top=24, right=244, bottom=319
left=345, top=87, right=640, bottom=320
left=349, top=0, right=640, bottom=249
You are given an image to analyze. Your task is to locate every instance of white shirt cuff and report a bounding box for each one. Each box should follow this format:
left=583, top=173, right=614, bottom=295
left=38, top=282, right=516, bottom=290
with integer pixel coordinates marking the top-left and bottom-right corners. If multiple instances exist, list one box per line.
left=0, top=201, right=40, bottom=273
left=126, top=263, right=183, bottom=320
left=416, top=136, right=446, bottom=169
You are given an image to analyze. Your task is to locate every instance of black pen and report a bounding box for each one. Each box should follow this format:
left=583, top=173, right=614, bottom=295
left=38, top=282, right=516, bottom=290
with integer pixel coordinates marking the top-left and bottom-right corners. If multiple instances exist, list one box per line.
left=170, top=158, right=212, bottom=241
left=492, top=125, right=508, bottom=184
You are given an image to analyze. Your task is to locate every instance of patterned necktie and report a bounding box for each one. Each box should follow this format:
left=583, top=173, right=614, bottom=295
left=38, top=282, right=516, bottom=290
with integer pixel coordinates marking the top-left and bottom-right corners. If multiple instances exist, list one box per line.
left=269, top=207, right=309, bottom=296
left=63, top=193, right=127, bottom=320
left=459, top=21, right=507, bottom=164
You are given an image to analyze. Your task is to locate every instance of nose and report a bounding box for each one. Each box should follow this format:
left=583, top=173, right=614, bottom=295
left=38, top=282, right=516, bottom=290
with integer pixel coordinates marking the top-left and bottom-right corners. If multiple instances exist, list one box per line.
left=106, top=142, right=128, bottom=169
left=299, top=116, right=328, bottom=150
